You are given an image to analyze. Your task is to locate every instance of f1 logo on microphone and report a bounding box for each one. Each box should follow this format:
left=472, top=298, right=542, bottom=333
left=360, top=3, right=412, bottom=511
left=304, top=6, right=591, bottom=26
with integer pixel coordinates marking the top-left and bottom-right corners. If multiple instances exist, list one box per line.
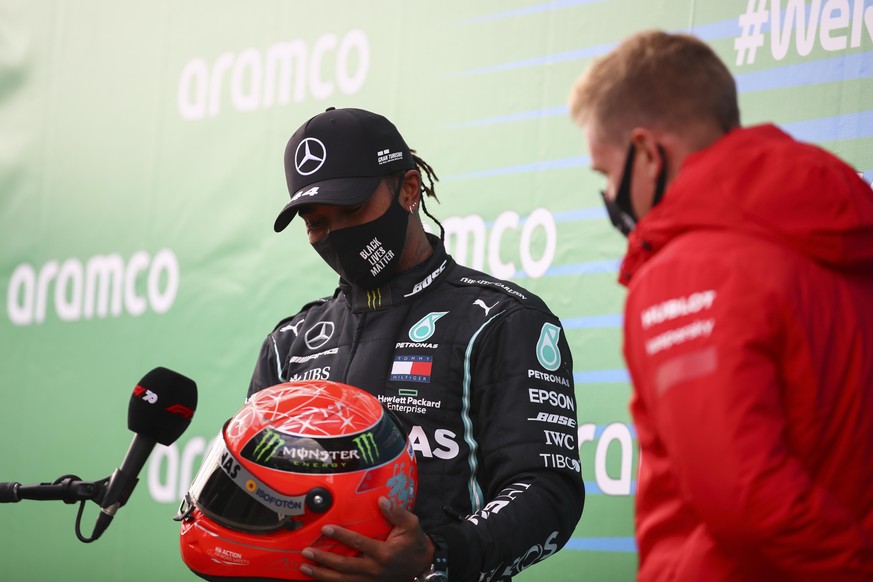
left=133, top=385, right=158, bottom=404
left=166, top=404, right=194, bottom=420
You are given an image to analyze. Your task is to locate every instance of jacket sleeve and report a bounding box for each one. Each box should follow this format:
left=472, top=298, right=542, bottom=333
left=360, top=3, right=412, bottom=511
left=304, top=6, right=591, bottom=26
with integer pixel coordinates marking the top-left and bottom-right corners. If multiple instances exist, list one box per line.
left=623, top=245, right=873, bottom=576
left=432, top=306, right=585, bottom=582
left=247, top=332, right=282, bottom=399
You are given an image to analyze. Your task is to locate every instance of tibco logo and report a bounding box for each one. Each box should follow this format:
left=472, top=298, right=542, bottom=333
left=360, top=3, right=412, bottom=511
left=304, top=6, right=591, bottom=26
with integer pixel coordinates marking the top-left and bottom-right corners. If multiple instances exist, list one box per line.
left=178, top=29, right=369, bottom=120
left=6, top=249, right=180, bottom=326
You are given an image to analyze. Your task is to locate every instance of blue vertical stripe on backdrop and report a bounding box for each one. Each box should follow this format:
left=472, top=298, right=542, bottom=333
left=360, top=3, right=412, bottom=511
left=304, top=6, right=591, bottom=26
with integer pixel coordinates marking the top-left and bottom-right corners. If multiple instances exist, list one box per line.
left=443, top=155, right=589, bottom=180
left=552, top=206, right=607, bottom=221
left=513, top=259, right=621, bottom=279
left=780, top=110, right=873, bottom=143
left=736, top=51, right=873, bottom=93
left=574, top=369, right=629, bottom=383
left=456, top=0, right=608, bottom=26
left=564, top=536, right=638, bottom=552
left=562, top=314, right=623, bottom=329
left=584, top=481, right=638, bottom=496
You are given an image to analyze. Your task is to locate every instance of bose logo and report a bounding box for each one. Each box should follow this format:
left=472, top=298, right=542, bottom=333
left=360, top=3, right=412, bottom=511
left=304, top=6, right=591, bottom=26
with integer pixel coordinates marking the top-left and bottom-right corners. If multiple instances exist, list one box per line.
left=404, top=260, right=447, bottom=298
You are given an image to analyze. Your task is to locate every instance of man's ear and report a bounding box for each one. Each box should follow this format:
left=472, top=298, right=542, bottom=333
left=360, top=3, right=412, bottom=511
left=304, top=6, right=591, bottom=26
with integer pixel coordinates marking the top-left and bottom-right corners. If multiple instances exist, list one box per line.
left=400, top=170, right=422, bottom=211
left=629, top=129, right=664, bottom=181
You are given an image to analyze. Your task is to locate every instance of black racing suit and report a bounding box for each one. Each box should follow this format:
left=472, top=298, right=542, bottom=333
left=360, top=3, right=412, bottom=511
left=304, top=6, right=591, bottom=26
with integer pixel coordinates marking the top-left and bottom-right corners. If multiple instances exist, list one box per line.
left=248, top=236, right=584, bottom=581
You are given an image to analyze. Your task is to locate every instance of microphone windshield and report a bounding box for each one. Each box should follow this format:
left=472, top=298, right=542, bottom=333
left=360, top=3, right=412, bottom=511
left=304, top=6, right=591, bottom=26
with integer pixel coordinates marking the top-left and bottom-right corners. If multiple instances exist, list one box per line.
left=128, top=367, right=197, bottom=445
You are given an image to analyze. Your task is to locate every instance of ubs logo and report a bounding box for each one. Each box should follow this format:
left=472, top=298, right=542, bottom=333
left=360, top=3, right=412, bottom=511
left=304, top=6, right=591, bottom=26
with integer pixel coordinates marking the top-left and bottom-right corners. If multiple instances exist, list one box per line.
left=295, top=138, right=327, bottom=176
left=305, top=321, right=335, bottom=350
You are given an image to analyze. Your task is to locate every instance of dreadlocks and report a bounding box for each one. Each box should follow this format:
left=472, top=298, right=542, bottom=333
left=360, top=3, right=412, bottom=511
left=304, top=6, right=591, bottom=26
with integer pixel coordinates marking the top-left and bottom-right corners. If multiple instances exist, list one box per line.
left=410, top=150, right=445, bottom=240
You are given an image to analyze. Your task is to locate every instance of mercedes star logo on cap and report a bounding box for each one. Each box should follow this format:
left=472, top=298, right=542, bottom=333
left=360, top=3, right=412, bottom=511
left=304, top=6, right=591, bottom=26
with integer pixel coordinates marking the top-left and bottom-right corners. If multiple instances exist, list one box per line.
left=295, top=138, right=327, bottom=176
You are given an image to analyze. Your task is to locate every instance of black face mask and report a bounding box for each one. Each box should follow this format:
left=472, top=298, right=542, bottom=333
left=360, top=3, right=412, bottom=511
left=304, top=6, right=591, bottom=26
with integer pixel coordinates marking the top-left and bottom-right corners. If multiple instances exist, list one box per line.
left=600, top=142, right=668, bottom=237
left=312, top=182, right=410, bottom=289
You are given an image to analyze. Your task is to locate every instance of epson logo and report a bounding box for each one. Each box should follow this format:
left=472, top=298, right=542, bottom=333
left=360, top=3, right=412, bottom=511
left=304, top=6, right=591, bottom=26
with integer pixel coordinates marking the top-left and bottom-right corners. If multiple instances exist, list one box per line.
left=6, top=249, right=180, bottom=326
left=178, top=29, right=369, bottom=120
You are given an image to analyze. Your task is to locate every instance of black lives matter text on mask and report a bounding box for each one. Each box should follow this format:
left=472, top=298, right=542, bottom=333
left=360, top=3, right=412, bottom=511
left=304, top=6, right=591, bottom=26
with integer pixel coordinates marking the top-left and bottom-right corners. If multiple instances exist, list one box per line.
left=359, top=237, right=395, bottom=277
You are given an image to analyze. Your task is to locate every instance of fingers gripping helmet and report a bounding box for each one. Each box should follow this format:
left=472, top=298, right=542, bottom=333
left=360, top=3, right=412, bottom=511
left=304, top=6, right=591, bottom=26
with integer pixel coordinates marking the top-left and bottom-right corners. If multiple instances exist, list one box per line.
left=177, top=381, right=417, bottom=581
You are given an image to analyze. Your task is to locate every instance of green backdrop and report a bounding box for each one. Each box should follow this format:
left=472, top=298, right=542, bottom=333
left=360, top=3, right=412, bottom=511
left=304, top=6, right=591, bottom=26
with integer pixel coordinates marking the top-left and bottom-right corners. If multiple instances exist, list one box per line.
left=1, top=1, right=871, bottom=580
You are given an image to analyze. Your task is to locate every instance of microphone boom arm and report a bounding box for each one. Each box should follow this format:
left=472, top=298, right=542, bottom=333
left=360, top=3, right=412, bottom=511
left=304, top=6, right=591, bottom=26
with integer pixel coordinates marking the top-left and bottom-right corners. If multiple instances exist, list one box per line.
left=0, top=474, right=114, bottom=543
left=0, top=474, right=109, bottom=504
left=0, top=366, right=197, bottom=544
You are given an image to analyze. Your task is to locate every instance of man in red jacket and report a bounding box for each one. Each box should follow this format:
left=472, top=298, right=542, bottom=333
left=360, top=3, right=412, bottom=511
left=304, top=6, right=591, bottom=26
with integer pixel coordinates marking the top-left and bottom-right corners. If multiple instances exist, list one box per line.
left=568, top=30, right=873, bottom=580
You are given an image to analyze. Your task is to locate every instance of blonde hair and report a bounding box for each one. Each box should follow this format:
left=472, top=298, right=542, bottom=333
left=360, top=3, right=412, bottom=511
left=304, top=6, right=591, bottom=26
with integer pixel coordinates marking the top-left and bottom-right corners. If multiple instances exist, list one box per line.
left=568, top=30, right=740, bottom=145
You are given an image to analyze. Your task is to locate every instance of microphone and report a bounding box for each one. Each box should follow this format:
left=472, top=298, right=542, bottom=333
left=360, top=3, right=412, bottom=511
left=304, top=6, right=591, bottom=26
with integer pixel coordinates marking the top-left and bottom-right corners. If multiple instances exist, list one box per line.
left=91, top=367, right=197, bottom=540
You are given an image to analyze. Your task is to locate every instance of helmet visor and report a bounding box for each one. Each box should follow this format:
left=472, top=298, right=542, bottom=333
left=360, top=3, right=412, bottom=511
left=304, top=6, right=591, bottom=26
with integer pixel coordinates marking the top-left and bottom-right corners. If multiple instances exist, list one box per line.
left=188, top=432, right=307, bottom=533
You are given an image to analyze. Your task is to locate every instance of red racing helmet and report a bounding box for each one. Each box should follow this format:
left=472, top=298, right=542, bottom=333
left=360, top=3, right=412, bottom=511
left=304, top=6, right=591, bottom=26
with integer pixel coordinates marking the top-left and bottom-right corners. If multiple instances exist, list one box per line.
left=176, top=380, right=417, bottom=581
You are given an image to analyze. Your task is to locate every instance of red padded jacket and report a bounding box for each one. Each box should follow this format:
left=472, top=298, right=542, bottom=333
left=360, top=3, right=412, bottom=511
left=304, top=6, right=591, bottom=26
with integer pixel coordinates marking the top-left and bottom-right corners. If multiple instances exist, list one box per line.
left=620, top=125, right=873, bottom=581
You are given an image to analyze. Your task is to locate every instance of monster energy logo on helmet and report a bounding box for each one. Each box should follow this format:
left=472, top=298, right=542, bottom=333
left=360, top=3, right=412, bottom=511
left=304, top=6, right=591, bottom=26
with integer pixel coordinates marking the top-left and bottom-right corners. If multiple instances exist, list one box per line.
left=352, top=432, right=379, bottom=465
left=252, top=429, right=286, bottom=463
left=240, top=418, right=401, bottom=473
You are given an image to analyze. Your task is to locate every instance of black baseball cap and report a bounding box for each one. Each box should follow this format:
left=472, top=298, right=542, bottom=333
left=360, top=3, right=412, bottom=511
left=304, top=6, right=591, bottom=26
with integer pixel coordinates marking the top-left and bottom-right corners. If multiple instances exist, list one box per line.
left=274, top=107, right=415, bottom=232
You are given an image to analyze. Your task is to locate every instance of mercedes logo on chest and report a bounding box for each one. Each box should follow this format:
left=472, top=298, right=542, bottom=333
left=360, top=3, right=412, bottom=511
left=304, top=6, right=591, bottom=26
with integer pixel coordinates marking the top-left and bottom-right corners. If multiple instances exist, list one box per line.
left=304, top=321, right=335, bottom=350
left=295, top=138, right=327, bottom=176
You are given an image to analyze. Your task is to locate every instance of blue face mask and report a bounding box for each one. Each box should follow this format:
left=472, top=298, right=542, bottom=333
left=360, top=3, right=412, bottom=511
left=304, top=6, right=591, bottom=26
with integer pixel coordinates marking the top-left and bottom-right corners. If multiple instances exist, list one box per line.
left=600, top=142, right=668, bottom=237
left=312, top=182, right=410, bottom=290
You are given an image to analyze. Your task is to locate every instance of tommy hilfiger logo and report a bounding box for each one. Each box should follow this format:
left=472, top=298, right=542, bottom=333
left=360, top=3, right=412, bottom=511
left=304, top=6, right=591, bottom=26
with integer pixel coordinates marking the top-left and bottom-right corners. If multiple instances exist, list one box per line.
left=390, top=355, right=433, bottom=383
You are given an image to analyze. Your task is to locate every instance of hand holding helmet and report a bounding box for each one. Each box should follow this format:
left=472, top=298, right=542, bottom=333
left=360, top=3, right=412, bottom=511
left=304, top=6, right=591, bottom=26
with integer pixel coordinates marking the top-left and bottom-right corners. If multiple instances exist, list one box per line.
left=177, top=380, right=418, bottom=581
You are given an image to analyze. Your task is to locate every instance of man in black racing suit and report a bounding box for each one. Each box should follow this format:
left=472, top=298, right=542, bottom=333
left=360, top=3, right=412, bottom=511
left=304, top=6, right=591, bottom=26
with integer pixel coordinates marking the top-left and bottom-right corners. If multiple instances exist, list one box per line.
left=248, top=107, right=584, bottom=582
